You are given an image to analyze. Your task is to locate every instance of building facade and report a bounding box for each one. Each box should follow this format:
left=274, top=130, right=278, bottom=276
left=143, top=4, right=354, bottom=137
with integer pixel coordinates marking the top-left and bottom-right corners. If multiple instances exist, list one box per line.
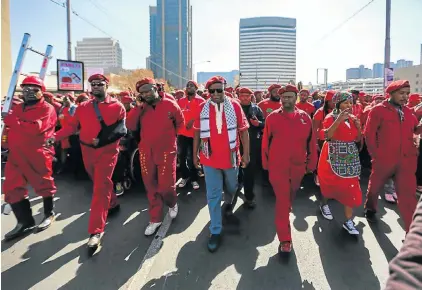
left=373, top=63, right=383, bottom=78
left=329, top=78, right=384, bottom=93
left=239, top=17, right=296, bottom=91
left=197, top=70, right=239, bottom=87
left=75, top=38, right=123, bottom=74
left=346, top=65, right=372, bottom=80
left=149, top=0, right=192, bottom=88
left=394, top=64, right=422, bottom=93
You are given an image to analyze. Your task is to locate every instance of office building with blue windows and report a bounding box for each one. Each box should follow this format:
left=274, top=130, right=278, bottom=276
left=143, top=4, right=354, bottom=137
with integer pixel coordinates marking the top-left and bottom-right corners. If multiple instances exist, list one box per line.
left=149, top=0, right=192, bottom=88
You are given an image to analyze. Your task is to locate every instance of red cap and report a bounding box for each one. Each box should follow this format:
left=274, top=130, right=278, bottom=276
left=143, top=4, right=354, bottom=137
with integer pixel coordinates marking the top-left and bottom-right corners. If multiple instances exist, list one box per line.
left=268, top=84, right=282, bottom=92
left=21, top=75, right=46, bottom=92
left=186, top=80, right=199, bottom=89
left=136, top=77, right=156, bottom=92
left=300, top=89, right=310, bottom=95
left=278, top=84, right=299, bottom=95
left=205, top=76, right=227, bottom=89
left=121, top=95, right=134, bottom=104
left=88, top=74, right=109, bottom=84
left=238, top=87, right=253, bottom=95
left=409, top=93, right=421, bottom=103
left=225, top=87, right=234, bottom=93
left=386, top=80, right=410, bottom=94
left=358, top=91, right=366, bottom=97
left=254, top=90, right=263, bottom=95
left=325, top=90, right=336, bottom=101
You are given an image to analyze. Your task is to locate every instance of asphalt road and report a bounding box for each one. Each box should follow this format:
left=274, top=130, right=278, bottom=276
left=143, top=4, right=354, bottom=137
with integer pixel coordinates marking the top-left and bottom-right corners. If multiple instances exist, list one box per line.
left=1, top=170, right=405, bottom=290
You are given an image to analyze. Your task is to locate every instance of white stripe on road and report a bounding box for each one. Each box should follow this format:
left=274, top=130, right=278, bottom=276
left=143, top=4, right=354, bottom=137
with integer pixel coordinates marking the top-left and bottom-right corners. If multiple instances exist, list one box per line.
left=122, top=212, right=173, bottom=290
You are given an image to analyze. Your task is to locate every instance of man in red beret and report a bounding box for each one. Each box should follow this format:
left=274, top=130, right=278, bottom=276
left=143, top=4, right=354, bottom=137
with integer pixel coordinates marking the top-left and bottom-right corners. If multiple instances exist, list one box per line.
left=254, top=90, right=264, bottom=104
left=177, top=80, right=205, bottom=190
left=407, top=93, right=421, bottom=108
left=119, top=91, right=134, bottom=112
left=47, top=73, right=126, bottom=253
left=174, top=90, right=185, bottom=101
left=127, top=77, right=185, bottom=236
left=262, top=84, right=317, bottom=254
left=364, top=80, right=422, bottom=233
left=296, top=89, right=315, bottom=117
left=3, top=76, right=58, bottom=240
left=234, top=87, right=265, bottom=208
left=258, top=84, right=282, bottom=119
left=193, top=76, right=250, bottom=253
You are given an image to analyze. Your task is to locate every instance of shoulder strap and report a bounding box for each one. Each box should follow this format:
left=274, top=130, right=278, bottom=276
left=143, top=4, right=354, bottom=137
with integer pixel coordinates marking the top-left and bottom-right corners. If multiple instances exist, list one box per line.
left=92, top=101, right=104, bottom=122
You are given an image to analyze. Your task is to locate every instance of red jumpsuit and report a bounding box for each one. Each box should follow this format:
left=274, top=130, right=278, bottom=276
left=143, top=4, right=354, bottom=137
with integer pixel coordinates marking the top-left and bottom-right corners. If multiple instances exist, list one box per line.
left=364, top=100, right=420, bottom=232
left=127, top=97, right=185, bottom=223
left=58, top=106, right=76, bottom=149
left=2, top=99, right=57, bottom=204
left=55, top=96, right=125, bottom=234
left=262, top=108, right=317, bottom=242
left=318, top=114, right=362, bottom=207
left=258, top=99, right=282, bottom=119
left=296, top=101, right=315, bottom=117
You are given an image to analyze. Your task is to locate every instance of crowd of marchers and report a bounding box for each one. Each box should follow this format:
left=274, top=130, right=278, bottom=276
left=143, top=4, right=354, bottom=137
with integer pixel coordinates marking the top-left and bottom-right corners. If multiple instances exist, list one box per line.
left=2, top=74, right=422, bottom=264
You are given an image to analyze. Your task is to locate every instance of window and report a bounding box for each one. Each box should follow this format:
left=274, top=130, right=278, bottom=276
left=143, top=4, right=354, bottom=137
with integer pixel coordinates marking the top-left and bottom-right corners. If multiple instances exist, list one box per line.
left=417, top=74, right=420, bottom=78
left=416, top=88, right=419, bottom=92
left=417, top=81, right=419, bottom=85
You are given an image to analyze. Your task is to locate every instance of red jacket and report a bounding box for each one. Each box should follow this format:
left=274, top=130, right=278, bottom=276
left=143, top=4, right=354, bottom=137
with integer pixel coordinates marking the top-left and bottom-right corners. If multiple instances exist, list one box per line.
left=4, top=99, right=57, bottom=153
left=258, top=99, right=282, bottom=119
left=365, top=100, right=419, bottom=161
left=262, top=108, right=317, bottom=173
left=127, top=98, right=185, bottom=152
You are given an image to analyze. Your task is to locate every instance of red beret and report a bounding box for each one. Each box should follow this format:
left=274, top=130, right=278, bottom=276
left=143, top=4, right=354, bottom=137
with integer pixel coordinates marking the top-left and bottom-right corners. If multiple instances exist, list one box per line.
left=325, top=90, right=336, bottom=101
left=43, top=92, right=54, bottom=99
left=277, top=84, right=299, bottom=95
left=136, top=77, right=156, bottom=92
left=359, top=91, right=366, bottom=97
left=205, top=76, right=227, bottom=89
left=311, top=91, right=319, bottom=97
left=225, top=92, right=233, bottom=98
left=409, top=93, right=421, bottom=102
left=254, top=90, right=263, bottom=95
left=225, top=87, right=234, bottom=93
left=373, top=94, right=385, bottom=101
left=239, top=87, right=253, bottom=95
left=386, top=80, right=410, bottom=94
left=175, top=90, right=185, bottom=95
left=120, top=91, right=130, bottom=97
left=121, top=95, right=134, bottom=104
left=186, top=80, right=199, bottom=89
left=299, top=89, right=310, bottom=95
left=76, top=94, right=89, bottom=103
left=88, top=74, right=109, bottom=84
left=268, top=84, right=282, bottom=92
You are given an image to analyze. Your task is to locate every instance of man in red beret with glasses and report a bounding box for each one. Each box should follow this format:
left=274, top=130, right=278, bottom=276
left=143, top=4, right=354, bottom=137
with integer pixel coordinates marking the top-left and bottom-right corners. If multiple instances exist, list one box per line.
left=3, top=76, right=58, bottom=240
left=193, top=76, right=250, bottom=253
left=364, top=80, right=422, bottom=234
left=296, top=89, right=315, bottom=118
left=127, top=77, right=184, bottom=236
left=262, top=84, right=317, bottom=254
left=47, top=74, right=126, bottom=253
left=177, top=80, right=205, bottom=190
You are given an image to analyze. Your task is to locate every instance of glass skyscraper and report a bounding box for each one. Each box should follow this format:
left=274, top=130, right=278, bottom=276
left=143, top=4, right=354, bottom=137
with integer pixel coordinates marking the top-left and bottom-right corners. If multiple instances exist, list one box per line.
left=149, top=0, right=192, bottom=88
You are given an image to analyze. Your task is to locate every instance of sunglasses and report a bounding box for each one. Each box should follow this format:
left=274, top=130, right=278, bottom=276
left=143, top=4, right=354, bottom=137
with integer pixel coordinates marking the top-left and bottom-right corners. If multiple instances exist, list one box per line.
left=208, top=88, right=224, bottom=94
left=91, top=82, right=106, bottom=87
left=22, top=86, right=40, bottom=93
left=138, top=84, right=155, bottom=94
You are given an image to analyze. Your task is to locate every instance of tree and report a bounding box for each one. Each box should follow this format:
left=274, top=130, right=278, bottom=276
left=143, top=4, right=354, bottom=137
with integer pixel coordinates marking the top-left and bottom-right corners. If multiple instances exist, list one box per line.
left=109, top=69, right=154, bottom=91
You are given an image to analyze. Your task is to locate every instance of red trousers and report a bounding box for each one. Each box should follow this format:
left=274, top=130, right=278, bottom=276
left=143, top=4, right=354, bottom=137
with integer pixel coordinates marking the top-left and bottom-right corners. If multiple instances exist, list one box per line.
left=81, top=144, right=119, bottom=234
left=269, top=166, right=305, bottom=242
left=140, top=148, right=177, bottom=223
left=3, top=149, right=56, bottom=204
left=365, top=157, right=418, bottom=232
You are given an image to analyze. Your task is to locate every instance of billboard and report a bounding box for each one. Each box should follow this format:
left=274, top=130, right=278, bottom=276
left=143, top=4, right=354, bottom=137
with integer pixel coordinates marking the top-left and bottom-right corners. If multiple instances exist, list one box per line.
left=57, top=59, right=84, bottom=91
left=384, top=67, right=394, bottom=88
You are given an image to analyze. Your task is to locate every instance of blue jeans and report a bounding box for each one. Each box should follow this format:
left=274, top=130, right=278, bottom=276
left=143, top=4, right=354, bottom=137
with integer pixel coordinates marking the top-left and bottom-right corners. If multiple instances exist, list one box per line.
left=203, top=165, right=239, bottom=235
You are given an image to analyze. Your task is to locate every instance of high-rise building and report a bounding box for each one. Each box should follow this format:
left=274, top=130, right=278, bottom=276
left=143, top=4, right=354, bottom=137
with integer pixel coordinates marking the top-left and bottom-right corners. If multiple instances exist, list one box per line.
left=396, top=59, right=413, bottom=69
left=75, top=38, right=123, bottom=74
left=373, top=63, right=383, bottom=78
left=346, top=65, right=372, bottom=80
left=239, top=17, right=296, bottom=91
left=149, top=0, right=192, bottom=88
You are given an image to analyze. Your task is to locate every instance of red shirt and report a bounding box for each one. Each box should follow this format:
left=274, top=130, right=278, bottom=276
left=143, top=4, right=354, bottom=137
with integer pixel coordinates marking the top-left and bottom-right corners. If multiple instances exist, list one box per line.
left=55, top=96, right=125, bottom=147
left=296, top=101, right=315, bottom=117
left=352, top=103, right=363, bottom=118
left=177, top=95, right=205, bottom=138
left=313, top=107, right=332, bottom=140
left=127, top=98, right=184, bottom=152
left=258, top=99, right=282, bottom=119
left=193, top=99, right=249, bottom=169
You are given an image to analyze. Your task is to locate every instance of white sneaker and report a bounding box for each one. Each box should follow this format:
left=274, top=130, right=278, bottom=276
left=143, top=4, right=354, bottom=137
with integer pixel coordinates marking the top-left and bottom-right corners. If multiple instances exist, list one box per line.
left=320, top=204, right=333, bottom=220
left=3, top=203, right=12, bottom=215
left=192, top=181, right=200, bottom=190
left=178, top=178, right=189, bottom=188
left=169, top=203, right=178, bottom=219
left=144, top=222, right=162, bottom=236
left=343, top=219, right=359, bottom=235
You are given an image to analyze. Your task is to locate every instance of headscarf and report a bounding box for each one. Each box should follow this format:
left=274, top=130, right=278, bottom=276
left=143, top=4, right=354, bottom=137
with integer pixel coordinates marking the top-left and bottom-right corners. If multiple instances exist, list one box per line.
left=332, top=91, right=353, bottom=115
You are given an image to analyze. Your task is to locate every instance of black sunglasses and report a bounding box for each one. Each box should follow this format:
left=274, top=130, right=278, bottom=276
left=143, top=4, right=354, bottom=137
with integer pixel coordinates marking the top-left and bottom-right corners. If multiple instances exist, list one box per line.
left=22, top=86, right=40, bottom=93
left=208, top=88, right=224, bottom=94
left=91, top=82, right=106, bottom=87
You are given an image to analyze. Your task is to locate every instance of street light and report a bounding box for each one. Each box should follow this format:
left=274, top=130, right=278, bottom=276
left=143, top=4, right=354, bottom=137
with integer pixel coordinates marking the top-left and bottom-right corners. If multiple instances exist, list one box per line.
left=193, top=60, right=211, bottom=82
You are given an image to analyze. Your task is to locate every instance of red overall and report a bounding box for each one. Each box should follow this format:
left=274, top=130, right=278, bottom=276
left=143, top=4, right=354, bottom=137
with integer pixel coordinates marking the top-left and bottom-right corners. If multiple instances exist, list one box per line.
left=262, top=108, right=317, bottom=242
left=364, top=100, right=420, bottom=232
left=127, top=97, right=184, bottom=223
left=55, top=96, right=125, bottom=234
left=258, top=99, right=282, bottom=119
left=2, top=99, right=57, bottom=204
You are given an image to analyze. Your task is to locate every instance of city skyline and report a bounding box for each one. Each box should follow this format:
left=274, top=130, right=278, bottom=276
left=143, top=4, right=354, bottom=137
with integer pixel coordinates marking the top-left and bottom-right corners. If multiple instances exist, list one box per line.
left=346, top=59, right=414, bottom=80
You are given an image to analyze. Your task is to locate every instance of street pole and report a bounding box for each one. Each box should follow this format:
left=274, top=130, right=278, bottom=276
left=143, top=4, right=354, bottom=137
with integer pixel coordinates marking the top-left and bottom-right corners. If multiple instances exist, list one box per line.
left=383, top=0, right=391, bottom=90
left=66, top=0, right=72, bottom=60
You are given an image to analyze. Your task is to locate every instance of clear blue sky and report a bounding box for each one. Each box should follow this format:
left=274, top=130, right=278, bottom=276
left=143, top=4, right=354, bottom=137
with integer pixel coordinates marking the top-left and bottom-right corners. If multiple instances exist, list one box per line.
left=9, top=0, right=422, bottom=84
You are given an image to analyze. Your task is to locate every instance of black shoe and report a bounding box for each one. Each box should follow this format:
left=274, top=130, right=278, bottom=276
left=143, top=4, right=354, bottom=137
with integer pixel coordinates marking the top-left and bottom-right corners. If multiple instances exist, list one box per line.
left=37, top=197, right=55, bottom=232
left=207, top=234, right=221, bottom=253
left=365, top=210, right=376, bottom=223
left=244, top=199, right=256, bottom=209
left=5, top=199, right=36, bottom=241
left=5, top=220, right=36, bottom=241
left=37, top=214, right=56, bottom=232
left=108, top=203, right=121, bottom=216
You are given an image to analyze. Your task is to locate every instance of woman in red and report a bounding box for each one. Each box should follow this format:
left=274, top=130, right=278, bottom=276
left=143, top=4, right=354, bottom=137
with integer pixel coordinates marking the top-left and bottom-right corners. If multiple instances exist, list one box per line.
left=318, top=92, right=362, bottom=236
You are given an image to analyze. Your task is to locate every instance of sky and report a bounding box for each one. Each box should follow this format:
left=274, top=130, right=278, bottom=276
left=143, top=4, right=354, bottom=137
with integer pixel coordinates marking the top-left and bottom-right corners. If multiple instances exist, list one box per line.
left=7, top=0, right=422, bottom=84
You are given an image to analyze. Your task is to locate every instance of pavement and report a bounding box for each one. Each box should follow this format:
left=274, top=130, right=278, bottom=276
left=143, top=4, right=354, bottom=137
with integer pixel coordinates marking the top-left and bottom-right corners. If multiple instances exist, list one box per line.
left=1, top=170, right=405, bottom=290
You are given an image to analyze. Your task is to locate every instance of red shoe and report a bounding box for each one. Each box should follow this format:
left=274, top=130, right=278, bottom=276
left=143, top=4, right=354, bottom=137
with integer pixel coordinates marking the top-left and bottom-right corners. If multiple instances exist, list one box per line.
left=279, top=241, right=292, bottom=253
